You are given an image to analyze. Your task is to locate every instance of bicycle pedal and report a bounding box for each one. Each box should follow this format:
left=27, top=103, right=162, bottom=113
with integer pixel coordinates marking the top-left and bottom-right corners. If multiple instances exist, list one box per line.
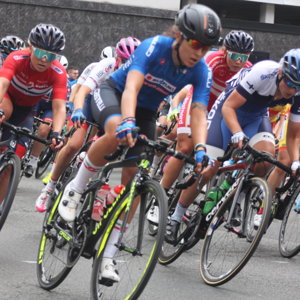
left=99, top=278, right=114, bottom=287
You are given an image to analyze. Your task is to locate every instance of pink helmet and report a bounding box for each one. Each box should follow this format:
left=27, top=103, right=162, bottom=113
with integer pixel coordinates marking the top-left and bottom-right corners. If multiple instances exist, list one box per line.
left=116, top=36, right=141, bottom=60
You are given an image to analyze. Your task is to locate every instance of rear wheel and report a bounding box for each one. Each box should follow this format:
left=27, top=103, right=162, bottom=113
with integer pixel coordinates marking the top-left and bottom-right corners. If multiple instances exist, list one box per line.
left=0, top=154, right=21, bottom=231
left=200, top=177, right=271, bottom=286
left=90, top=180, right=167, bottom=300
left=279, top=184, right=300, bottom=258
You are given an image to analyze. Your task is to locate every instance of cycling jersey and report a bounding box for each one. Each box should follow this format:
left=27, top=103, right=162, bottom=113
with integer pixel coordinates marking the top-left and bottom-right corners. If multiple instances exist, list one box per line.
left=77, top=62, right=98, bottom=85
left=207, top=60, right=300, bottom=151
left=205, top=50, right=252, bottom=111
left=0, top=49, right=67, bottom=106
left=111, top=35, right=211, bottom=112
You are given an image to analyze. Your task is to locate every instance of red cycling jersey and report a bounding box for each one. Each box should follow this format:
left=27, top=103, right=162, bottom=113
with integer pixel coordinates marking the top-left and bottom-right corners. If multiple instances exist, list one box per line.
left=205, top=50, right=252, bottom=111
left=0, top=48, right=67, bottom=107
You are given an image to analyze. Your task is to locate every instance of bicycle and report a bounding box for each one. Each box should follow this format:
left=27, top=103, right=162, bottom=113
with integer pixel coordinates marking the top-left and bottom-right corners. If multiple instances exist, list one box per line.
left=199, top=142, right=292, bottom=286
left=0, top=121, right=50, bottom=231
left=36, top=133, right=195, bottom=299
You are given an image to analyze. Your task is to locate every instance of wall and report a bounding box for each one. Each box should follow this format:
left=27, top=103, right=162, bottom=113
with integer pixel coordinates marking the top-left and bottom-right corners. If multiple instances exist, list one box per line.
left=0, top=0, right=299, bottom=72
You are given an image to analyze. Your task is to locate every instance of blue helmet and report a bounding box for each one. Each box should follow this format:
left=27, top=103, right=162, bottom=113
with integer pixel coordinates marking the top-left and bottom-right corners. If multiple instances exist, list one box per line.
left=282, top=48, right=300, bottom=85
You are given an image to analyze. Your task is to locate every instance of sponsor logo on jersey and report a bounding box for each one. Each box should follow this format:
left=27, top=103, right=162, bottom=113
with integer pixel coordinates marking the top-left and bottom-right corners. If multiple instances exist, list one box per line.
left=146, top=36, right=159, bottom=57
left=160, top=58, right=166, bottom=65
left=260, top=70, right=277, bottom=80
left=52, top=65, right=64, bottom=74
left=144, top=73, right=176, bottom=93
left=13, top=55, right=29, bottom=60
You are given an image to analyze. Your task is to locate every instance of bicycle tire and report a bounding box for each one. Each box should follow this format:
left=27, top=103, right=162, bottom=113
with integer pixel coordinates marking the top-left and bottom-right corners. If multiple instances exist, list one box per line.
left=36, top=188, right=78, bottom=290
left=0, top=154, right=21, bottom=231
left=90, top=179, right=167, bottom=300
left=200, top=177, right=271, bottom=286
left=35, top=146, right=55, bottom=179
left=279, top=184, right=300, bottom=258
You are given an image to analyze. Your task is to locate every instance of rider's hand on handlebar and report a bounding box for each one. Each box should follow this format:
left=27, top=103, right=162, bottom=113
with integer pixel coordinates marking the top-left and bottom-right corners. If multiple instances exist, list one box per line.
left=231, top=131, right=246, bottom=148
left=71, top=108, right=86, bottom=128
left=167, top=107, right=179, bottom=122
left=291, top=160, right=300, bottom=175
left=195, top=149, right=207, bottom=173
left=50, top=131, right=64, bottom=150
left=115, top=117, right=137, bottom=148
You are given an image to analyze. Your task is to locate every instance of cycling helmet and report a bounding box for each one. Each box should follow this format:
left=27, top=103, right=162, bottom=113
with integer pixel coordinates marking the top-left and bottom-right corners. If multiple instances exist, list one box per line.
left=224, top=30, right=254, bottom=53
left=0, top=35, right=25, bottom=55
left=116, top=37, right=141, bottom=60
left=28, top=23, right=65, bottom=53
left=57, top=55, right=68, bottom=68
left=100, top=46, right=116, bottom=60
left=175, top=4, right=221, bottom=46
left=281, top=48, right=300, bottom=85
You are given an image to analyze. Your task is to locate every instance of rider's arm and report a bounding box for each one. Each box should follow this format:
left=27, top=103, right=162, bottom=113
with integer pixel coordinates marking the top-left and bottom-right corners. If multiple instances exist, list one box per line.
left=121, top=70, right=144, bottom=119
left=73, top=85, right=91, bottom=110
left=222, top=89, right=246, bottom=134
left=190, top=102, right=207, bottom=147
left=68, top=82, right=81, bottom=103
left=171, top=87, right=188, bottom=109
left=0, top=77, right=10, bottom=104
left=51, top=99, right=66, bottom=133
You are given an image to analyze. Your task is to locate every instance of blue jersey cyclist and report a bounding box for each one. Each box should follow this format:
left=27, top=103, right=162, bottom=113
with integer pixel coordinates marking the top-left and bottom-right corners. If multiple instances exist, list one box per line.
left=58, top=3, right=221, bottom=282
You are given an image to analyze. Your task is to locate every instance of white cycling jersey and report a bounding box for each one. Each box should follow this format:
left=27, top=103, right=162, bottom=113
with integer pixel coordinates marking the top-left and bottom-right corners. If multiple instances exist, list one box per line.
left=78, top=57, right=117, bottom=91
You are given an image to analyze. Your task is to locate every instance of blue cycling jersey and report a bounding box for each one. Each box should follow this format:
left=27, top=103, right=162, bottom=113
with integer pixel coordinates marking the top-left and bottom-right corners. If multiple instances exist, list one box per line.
left=111, top=35, right=212, bottom=111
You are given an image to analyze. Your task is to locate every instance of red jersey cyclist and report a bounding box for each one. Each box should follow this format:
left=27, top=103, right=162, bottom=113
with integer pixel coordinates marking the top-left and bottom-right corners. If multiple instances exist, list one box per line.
left=0, top=23, right=67, bottom=159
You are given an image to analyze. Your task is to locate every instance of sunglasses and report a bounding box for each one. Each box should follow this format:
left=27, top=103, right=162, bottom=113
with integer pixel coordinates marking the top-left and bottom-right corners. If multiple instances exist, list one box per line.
left=181, top=34, right=211, bottom=51
left=283, top=75, right=300, bottom=90
left=227, top=51, right=250, bottom=62
left=32, top=46, right=57, bottom=62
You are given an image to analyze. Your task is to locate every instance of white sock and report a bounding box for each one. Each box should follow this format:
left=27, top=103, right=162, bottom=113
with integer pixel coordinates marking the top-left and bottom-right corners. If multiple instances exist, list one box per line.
left=28, top=155, right=38, bottom=169
left=171, top=202, right=188, bottom=223
left=70, top=155, right=101, bottom=193
left=103, top=220, right=128, bottom=259
left=46, top=179, right=57, bottom=192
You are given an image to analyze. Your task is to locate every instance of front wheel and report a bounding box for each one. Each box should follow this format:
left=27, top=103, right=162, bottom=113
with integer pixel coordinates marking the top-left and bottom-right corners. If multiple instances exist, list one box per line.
left=0, top=154, right=21, bottom=231
left=90, top=180, right=167, bottom=300
left=279, top=184, right=300, bottom=258
left=200, top=177, right=271, bottom=286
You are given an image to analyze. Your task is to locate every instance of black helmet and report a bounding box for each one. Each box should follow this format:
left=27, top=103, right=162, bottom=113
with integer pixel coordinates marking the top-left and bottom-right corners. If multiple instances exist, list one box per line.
left=0, top=35, right=25, bottom=55
left=28, top=23, right=65, bottom=53
left=224, top=30, right=254, bottom=53
left=175, top=4, right=221, bottom=46
left=281, top=48, right=300, bottom=85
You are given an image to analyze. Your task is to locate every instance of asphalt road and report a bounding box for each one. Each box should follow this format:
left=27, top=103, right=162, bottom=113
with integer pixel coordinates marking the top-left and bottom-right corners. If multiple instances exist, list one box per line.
left=1, top=172, right=300, bottom=300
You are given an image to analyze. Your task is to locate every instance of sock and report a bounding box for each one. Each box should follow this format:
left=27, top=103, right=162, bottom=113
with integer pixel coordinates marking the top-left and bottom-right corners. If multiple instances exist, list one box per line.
left=70, top=155, right=101, bottom=193
left=28, top=155, right=39, bottom=169
left=171, top=202, right=188, bottom=223
left=103, top=220, right=128, bottom=258
left=46, top=179, right=57, bottom=192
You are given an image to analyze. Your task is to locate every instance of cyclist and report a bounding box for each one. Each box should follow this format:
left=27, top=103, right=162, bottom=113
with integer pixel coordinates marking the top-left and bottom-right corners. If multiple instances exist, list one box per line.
left=25, top=54, right=71, bottom=177
left=166, top=48, right=300, bottom=243
left=160, top=31, right=254, bottom=234
left=0, top=23, right=67, bottom=160
left=58, top=3, right=221, bottom=281
left=0, top=35, right=25, bottom=67
left=100, top=46, right=116, bottom=60
left=35, top=37, right=140, bottom=212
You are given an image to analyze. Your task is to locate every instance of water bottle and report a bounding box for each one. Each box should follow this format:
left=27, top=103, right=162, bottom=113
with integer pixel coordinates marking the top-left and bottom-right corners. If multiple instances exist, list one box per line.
left=92, top=184, right=111, bottom=222
left=106, top=185, right=125, bottom=207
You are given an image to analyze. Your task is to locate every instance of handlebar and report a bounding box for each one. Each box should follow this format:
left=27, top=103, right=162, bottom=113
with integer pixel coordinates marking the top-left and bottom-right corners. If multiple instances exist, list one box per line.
left=0, top=121, right=51, bottom=146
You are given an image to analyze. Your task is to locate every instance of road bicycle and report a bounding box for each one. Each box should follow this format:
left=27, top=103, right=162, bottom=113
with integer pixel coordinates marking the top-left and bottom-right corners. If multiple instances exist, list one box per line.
left=199, top=142, right=292, bottom=286
left=0, top=121, right=49, bottom=230
left=36, top=133, right=195, bottom=299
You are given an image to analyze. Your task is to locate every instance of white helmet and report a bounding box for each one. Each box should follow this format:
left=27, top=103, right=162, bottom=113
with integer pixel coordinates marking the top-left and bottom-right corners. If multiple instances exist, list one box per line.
left=57, top=55, right=68, bottom=68
left=100, top=46, right=116, bottom=60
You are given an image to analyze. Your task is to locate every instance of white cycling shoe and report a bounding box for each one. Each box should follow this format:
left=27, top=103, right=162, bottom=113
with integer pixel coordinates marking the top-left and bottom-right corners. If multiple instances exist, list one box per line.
left=58, top=183, right=82, bottom=222
left=100, top=258, right=120, bottom=282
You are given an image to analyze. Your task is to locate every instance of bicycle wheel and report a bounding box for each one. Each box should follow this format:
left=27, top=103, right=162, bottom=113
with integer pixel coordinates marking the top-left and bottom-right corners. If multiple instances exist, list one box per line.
left=36, top=187, right=86, bottom=290
left=90, top=179, right=167, bottom=300
left=200, top=177, right=271, bottom=286
left=279, top=184, right=300, bottom=258
left=0, top=154, right=21, bottom=231
left=35, top=146, right=55, bottom=179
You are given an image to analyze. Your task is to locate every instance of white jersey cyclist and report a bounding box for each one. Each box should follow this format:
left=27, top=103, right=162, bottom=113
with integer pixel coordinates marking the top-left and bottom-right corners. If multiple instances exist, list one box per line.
left=207, top=58, right=300, bottom=152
